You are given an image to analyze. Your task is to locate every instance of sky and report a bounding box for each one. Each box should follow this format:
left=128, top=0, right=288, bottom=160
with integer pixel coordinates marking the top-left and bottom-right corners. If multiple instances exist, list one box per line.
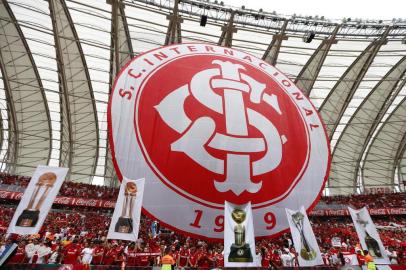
left=223, top=0, right=406, bottom=20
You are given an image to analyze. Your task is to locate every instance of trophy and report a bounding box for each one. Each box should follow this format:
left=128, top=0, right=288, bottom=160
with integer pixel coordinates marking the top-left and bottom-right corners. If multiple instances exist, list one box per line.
left=16, top=172, right=57, bottom=227
left=115, top=182, right=137, bottom=233
left=291, top=211, right=317, bottom=260
left=228, top=208, right=253, bottom=262
left=355, top=213, right=382, bottom=258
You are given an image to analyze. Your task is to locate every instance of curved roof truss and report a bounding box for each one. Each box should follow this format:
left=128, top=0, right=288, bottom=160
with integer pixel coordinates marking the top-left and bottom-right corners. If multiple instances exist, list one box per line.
left=105, top=0, right=134, bottom=186
left=295, top=25, right=340, bottom=96
left=49, top=0, right=99, bottom=182
left=329, top=56, right=406, bottom=195
left=319, top=27, right=390, bottom=140
left=362, top=95, right=406, bottom=191
left=0, top=0, right=51, bottom=176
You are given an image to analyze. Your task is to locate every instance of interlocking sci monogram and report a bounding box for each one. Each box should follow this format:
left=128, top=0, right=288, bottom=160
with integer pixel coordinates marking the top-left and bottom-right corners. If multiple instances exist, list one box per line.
left=155, top=59, right=286, bottom=195
left=109, top=44, right=330, bottom=239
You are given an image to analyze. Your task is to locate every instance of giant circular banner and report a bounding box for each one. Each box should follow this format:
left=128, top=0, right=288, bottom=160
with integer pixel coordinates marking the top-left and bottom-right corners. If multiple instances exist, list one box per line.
left=108, top=43, right=330, bottom=240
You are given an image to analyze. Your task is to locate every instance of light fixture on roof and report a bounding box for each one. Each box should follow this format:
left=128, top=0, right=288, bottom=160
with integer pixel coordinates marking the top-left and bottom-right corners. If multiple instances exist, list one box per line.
left=303, top=31, right=315, bottom=43
left=200, top=15, right=208, bottom=26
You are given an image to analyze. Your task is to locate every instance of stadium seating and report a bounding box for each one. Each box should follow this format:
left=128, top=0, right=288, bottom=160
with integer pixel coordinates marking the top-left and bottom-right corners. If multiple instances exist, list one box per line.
left=1, top=173, right=405, bottom=267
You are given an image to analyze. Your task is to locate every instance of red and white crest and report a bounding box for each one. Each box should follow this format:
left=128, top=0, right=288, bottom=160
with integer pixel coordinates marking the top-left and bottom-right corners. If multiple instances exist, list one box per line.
left=108, top=44, right=330, bottom=240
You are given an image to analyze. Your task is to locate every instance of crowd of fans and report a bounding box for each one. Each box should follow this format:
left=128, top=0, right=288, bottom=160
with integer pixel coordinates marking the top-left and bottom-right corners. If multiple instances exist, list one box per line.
left=0, top=172, right=405, bottom=267
left=321, top=193, right=406, bottom=209
left=1, top=172, right=405, bottom=208
left=0, top=203, right=404, bottom=267
left=0, top=173, right=119, bottom=200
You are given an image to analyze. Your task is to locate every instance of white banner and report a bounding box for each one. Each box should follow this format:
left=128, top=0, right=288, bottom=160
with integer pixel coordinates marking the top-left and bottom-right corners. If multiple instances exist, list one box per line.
left=348, top=207, right=390, bottom=265
left=286, top=206, right=323, bottom=266
left=224, top=201, right=258, bottom=267
left=107, top=177, right=145, bottom=241
left=7, top=166, right=68, bottom=235
left=108, top=43, right=331, bottom=240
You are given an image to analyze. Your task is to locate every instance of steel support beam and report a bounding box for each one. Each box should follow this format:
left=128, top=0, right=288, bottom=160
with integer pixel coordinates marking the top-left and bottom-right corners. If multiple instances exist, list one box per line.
left=262, top=20, right=288, bottom=66
left=165, top=0, right=183, bottom=45
left=49, top=0, right=99, bottom=182
left=106, top=0, right=134, bottom=187
left=329, top=56, right=406, bottom=195
left=362, top=96, right=406, bottom=193
left=218, top=11, right=236, bottom=48
left=0, top=0, right=52, bottom=175
left=319, top=27, right=390, bottom=140
left=295, top=25, right=340, bottom=96
left=394, top=134, right=406, bottom=191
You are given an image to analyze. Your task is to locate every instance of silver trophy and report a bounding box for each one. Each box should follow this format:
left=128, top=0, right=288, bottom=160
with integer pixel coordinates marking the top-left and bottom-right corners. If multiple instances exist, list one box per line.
left=292, top=211, right=317, bottom=260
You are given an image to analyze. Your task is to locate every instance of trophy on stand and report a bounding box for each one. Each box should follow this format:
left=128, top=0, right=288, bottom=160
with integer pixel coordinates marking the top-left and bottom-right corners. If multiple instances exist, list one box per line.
left=355, top=213, right=382, bottom=258
left=115, top=182, right=137, bottom=233
left=292, top=211, right=317, bottom=260
left=16, top=172, right=57, bottom=227
left=228, top=208, right=253, bottom=262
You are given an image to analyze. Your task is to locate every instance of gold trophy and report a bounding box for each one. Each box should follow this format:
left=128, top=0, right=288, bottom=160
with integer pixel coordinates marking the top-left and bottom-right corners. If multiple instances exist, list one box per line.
left=228, top=208, right=253, bottom=262
left=115, top=182, right=137, bottom=233
left=16, top=172, right=57, bottom=227
left=356, top=213, right=382, bottom=258
left=292, top=211, right=317, bottom=260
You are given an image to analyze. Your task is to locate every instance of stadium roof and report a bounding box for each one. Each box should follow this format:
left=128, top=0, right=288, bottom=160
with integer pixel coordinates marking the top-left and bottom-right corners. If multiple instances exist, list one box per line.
left=0, top=0, right=405, bottom=195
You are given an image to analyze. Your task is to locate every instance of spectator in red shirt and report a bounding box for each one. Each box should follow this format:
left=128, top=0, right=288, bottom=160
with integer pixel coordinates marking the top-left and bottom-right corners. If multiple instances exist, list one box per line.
left=178, top=244, right=189, bottom=267
left=92, top=242, right=105, bottom=265
left=8, top=240, right=26, bottom=264
left=102, top=243, right=117, bottom=265
left=261, top=247, right=272, bottom=267
left=188, top=247, right=198, bottom=267
left=214, top=247, right=224, bottom=268
left=126, top=243, right=139, bottom=266
left=62, top=240, right=81, bottom=264
left=138, top=247, right=151, bottom=266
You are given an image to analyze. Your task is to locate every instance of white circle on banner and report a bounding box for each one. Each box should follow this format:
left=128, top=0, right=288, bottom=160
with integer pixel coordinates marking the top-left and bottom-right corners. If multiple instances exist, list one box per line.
left=108, top=44, right=331, bottom=240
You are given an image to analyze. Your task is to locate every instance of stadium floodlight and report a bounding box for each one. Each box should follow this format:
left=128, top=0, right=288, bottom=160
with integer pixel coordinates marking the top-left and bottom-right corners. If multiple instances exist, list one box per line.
left=200, top=15, right=208, bottom=26
left=303, top=31, right=315, bottom=43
